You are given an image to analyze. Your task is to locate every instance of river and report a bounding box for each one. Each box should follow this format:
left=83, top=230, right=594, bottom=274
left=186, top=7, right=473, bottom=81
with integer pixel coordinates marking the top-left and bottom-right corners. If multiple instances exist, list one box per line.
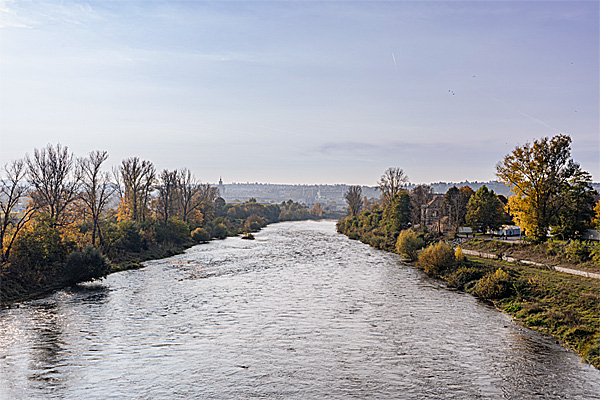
left=1, top=220, right=599, bottom=399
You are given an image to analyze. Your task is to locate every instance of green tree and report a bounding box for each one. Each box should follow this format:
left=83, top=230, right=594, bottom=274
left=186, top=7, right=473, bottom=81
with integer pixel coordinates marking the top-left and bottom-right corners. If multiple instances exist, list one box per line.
left=496, top=134, right=587, bottom=242
left=466, top=186, right=505, bottom=233
left=383, top=190, right=411, bottom=234
left=444, top=185, right=474, bottom=232
left=551, top=170, right=597, bottom=239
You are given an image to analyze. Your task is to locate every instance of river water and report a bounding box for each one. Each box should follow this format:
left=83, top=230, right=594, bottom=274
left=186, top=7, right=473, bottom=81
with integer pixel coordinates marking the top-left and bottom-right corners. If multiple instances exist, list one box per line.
left=1, top=221, right=599, bottom=399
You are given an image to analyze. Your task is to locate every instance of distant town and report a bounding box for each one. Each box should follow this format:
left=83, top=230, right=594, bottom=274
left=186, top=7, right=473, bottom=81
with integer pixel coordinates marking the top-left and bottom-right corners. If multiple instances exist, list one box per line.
left=216, top=180, right=600, bottom=211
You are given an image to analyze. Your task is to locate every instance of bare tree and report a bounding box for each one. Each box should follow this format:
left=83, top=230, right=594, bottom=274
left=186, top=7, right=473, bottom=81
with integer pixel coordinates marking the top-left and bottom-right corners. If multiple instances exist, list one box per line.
left=0, top=159, right=35, bottom=263
left=116, top=157, right=156, bottom=222
left=345, top=185, right=363, bottom=217
left=156, top=169, right=179, bottom=225
left=378, top=167, right=409, bottom=207
left=26, top=143, right=81, bottom=227
left=410, top=185, right=434, bottom=226
left=80, top=150, right=116, bottom=246
left=177, top=168, right=199, bottom=223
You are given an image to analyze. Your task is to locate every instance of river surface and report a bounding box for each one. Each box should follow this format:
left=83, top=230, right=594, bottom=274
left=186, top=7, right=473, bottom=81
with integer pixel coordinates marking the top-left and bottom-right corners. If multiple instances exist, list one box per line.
left=1, top=220, right=599, bottom=399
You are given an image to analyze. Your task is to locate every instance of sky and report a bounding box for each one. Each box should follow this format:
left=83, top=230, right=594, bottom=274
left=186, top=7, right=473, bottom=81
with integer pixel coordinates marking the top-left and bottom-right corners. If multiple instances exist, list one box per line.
left=0, top=0, right=598, bottom=186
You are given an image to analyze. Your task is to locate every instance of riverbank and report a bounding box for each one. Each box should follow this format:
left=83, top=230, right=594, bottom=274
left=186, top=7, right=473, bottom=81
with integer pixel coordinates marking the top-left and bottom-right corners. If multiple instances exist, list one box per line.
left=337, top=222, right=599, bottom=369
left=458, top=253, right=599, bottom=369
left=0, top=240, right=193, bottom=305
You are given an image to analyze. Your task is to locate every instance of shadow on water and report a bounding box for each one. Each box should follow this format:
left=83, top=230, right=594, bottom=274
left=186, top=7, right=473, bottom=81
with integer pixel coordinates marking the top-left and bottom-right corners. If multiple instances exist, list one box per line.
left=26, top=301, right=68, bottom=394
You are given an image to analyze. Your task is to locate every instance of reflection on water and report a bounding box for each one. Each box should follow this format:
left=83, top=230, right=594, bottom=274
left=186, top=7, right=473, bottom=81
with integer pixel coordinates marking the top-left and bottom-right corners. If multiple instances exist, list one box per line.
left=1, top=221, right=599, bottom=399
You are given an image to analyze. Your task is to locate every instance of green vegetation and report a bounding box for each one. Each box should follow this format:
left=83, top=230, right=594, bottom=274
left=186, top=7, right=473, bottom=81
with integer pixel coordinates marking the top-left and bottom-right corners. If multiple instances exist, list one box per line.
left=497, top=134, right=597, bottom=243
left=395, top=229, right=424, bottom=261
left=338, top=135, right=599, bottom=368
left=0, top=144, right=323, bottom=304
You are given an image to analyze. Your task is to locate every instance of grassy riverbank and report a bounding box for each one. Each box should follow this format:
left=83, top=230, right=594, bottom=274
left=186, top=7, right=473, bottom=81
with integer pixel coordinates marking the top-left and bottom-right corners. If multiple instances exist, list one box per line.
left=416, top=241, right=599, bottom=369
left=461, top=239, right=600, bottom=273
left=337, top=219, right=599, bottom=368
left=452, top=254, right=599, bottom=369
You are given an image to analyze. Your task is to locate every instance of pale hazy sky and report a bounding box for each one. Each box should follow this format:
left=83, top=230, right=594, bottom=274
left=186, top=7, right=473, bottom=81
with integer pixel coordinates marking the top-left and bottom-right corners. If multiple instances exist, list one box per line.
left=1, top=1, right=598, bottom=185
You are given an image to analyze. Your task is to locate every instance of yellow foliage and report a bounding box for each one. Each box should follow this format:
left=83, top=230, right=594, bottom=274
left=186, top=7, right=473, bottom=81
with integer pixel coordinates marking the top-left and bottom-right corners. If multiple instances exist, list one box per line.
left=593, top=200, right=600, bottom=229
left=455, top=246, right=466, bottom=262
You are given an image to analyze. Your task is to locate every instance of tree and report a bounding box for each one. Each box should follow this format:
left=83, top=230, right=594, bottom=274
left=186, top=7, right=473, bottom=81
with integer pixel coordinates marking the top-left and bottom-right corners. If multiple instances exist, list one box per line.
left=496, top=134, right=588, bottom=242
left=310, top=203, right=324, bottom=217
left=115, top=157, right=155, bottom=222
left=378, top=167, right=409, bottom=207
left=345, top=185, right=363, bottom=217
left=156, top=169, right=179, bottom=225
left=444, top=185, right=474, bottom=232
left=551, top=170, right=597, bottom=239
left=466, top=186, right=506, bottom=233
left=26, top=143, right=81, bottom=227
left=384, top=190, right=411, bottom=234
left=176, top=168, right=215, bottom=223
left=0, top=159, right=35, bottom=263
left=80, top=150, right=116, bottom=246
left=410, top=185, right=433, bottom=226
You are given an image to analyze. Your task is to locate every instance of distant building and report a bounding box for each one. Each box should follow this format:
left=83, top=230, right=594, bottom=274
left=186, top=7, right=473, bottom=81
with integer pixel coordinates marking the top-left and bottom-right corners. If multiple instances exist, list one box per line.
left=421, top=195, right=444, bottom=227
left=492, top=225, right=521, bottom=237
left=218, top=177, right=225, bottom=196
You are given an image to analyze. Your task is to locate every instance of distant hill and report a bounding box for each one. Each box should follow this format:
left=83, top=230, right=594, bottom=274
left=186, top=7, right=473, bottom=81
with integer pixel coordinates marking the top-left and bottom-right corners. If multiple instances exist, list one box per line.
left=216, top=180, right=600, bottom=207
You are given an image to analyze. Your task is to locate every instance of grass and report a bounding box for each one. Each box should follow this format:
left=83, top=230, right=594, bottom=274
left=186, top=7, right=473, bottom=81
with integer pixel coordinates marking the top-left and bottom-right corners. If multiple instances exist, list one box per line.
left=450, top=254, right=600, bottom=369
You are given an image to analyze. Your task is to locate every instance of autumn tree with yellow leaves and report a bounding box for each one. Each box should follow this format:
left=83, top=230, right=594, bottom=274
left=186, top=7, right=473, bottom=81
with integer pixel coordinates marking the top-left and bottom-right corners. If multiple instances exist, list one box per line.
left=496, top=134, right=596, bottom=242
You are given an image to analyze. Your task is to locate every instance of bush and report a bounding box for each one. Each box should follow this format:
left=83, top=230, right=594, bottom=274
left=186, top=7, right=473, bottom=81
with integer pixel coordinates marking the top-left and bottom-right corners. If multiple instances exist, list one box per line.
left=115, top=220, right=143, bottom=252
left=546, top=241, right=563, bottom=256
left=417, top=242, right=455, bottom=275
left=455, top=246, right=466, bottom=262
left=212, top=223, right=228, bottom=239
left=63, top=246, right=111, bottom=284
left=395, top=229, right=424, bottom=261
left=565, top=240, right=590, bottom=263
left=191, top=227, right=210, bottom=243
left=446, top=266, right=484, bottom=289
left=167, top=217, right=191, bottom=244
left=474, top=268, right=511, bottom=299
left=591, top=243, right=600, bottom=263
left=244, top=214, right=265, bottom=232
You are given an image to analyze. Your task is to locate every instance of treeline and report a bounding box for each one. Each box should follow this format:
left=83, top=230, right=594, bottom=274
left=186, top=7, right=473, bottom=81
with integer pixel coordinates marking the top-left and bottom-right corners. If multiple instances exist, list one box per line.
left=0, top=144, right=318, bottom=302
left=337, top=134, right=600, bottom=367
left=338, top=134, right=599, bottom=251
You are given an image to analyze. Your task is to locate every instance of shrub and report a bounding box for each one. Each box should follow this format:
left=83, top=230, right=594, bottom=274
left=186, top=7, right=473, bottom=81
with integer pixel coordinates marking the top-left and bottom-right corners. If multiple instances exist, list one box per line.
left=115, top=220, right=142, bottom=252
left=455, top=246, right=466, bottom=262
left=446, top=266, right=484, bottom=289
left=212, top=223, right=228, bottom=240
left=417, top=242, right=455, bottom=275
left=63, top=246, right=111, bottom=284
left=589, top=243, right=600, bottom=263
left=565, top=240, right=590, bottom=263
left=474, top=268, right=511, bottom=299
left=244, top=214, right=265, bottom=232
left=191, top=228, right=210, bottom=243
left=395, top=229, right=424, bottom=261
left=546, top=241, right=563, bottom=256
left=168, top=218, right=191, bottom=244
